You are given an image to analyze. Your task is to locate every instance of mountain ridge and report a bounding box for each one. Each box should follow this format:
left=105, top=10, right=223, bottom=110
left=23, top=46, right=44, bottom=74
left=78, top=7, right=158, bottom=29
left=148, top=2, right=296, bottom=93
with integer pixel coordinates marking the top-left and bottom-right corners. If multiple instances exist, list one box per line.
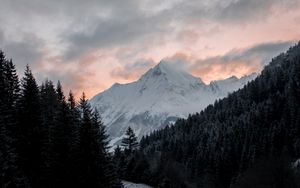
left=130, top=42, right=300, bottom=188
left=90, top=60, right=258, bottom=145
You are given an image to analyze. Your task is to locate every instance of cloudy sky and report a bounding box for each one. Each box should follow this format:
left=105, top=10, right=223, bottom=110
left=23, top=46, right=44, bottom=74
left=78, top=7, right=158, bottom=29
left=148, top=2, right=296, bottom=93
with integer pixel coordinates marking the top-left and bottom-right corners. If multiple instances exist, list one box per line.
left=0, top=0, right=299, bottom=98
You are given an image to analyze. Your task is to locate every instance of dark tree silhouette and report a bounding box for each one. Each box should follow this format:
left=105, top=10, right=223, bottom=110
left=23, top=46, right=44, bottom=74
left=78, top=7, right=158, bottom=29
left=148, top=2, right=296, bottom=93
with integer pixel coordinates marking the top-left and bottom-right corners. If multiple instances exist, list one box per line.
left=121, top=127, right=139, bottom=153
left=0, top=51, right=29, bottom=187
left=0, top=50, right=122, bottom=188
left=17, top=65, right=43, bottom=187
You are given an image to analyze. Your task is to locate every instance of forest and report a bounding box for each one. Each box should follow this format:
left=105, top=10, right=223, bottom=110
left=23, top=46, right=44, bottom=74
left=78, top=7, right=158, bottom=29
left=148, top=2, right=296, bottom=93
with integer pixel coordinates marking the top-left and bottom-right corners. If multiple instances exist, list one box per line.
left=1, top=42, right=300, bottom=188
left=115, top=43, right=300, bottom=188
left=0, top=51, right=122, bottom=187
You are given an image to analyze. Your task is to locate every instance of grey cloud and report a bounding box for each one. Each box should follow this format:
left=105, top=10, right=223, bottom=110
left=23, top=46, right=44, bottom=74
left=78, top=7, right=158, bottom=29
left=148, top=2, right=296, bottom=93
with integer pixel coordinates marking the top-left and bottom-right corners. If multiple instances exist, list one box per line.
left=64, top=17, right=163, bottom=59
left=38, top=69, right=81, bottom=90
left=0, top=0, right=299, bottom=70
left=178, top=0, right=298, bottom=23
left=127, top=60, right=156, bottom=70
left=0, top=30, right=4, bottom=43
left=110, top=59, right=155, bottom=79
left=62, top=2, right=172, bottom=60
left=0, top=31, right=45, bottom=73
left=1, top=0, right=112, bottom=18
left=109, top=41, right=295, bottom=82
left=0, top=0, right=298, bottom=63
left=191, top=41, right=296, bottom=71
left=0, top=0, right=297, bottom=97
left=63, top=0, right=297, bottom=59
left=226, top=41, right=295, bottom=66
left=211, top=0, right=291, bottom=22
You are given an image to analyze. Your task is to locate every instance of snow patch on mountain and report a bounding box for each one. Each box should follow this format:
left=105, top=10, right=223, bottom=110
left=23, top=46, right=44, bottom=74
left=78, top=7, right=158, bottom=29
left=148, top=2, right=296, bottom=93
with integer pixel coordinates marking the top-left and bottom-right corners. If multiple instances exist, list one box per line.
left=122, top=181, right=153, bottom=188
left=90, top=60, right=257, bottom=146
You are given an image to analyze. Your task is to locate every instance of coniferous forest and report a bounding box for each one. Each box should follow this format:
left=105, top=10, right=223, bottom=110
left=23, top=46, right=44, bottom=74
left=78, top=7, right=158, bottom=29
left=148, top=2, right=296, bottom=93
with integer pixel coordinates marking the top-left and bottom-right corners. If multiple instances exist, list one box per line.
left=115, top=43, right=300, bottom=188
left=1, top=42, right=300, bottom=188
left=0, top=51, right=122, bottom=187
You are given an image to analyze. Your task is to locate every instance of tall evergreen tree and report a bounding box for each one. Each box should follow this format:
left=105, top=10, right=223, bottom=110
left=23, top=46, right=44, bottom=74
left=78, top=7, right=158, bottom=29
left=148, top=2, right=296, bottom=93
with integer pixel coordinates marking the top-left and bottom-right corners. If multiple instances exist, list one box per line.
left=92, top=109, right=122, bottom=187
left=0, top=51, right=29, bottom=187
left=77, top=93, right=103, bottom=187
left=17, top=65, right=42, bottom=187
left=66, top=91, right=82, bottom=188
left=113, top=146, right=126, bottom=179
left=39, top=80, right=61, bottom=187
left=121, top=127, right=138, bottom=153
left=77, top=93, right=122, bottom=187
left=54, top=82, right=76, bottom=187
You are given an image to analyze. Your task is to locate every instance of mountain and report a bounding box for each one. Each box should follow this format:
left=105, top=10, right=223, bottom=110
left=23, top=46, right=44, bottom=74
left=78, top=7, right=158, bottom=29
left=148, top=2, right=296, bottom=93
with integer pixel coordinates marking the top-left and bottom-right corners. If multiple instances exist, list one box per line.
left=123, top=43, right=300, bottom=188
left=90, top=60, right=257, bottom=145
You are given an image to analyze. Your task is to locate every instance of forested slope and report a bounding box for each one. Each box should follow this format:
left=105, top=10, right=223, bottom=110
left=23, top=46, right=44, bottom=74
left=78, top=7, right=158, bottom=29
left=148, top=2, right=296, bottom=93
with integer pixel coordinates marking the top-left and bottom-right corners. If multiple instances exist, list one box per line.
left=118, top=43, right=300, bottom=188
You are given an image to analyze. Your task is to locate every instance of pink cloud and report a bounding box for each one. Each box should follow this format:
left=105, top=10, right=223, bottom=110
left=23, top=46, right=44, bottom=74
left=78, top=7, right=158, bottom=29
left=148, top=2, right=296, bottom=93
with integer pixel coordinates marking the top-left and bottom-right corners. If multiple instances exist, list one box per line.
left=191, top=59, right=261, bottom=83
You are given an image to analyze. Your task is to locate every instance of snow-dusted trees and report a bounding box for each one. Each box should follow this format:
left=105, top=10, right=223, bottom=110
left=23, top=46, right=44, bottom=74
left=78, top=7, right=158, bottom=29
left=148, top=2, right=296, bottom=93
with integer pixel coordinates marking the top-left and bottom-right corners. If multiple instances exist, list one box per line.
left=124, top=43, right=300, bottom=188
left=121, top=127, right=138, bottom=153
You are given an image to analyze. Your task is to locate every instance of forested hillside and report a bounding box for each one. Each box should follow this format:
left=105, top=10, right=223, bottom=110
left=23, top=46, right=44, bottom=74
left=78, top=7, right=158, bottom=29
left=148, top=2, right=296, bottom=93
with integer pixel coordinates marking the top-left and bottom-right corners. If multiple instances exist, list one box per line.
left=115, top=43, right=300, bottom=188
left=1, top=42, right=300, bottom=188
left=0, top=51, right=122, bottom=188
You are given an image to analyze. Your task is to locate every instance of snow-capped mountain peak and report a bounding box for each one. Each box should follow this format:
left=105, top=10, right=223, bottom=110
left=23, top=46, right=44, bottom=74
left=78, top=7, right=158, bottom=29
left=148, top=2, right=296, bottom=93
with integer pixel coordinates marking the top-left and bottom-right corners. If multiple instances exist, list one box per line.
left=90, top=61, right=257, bottom=146
left=139, top=60, right=204, bottom=88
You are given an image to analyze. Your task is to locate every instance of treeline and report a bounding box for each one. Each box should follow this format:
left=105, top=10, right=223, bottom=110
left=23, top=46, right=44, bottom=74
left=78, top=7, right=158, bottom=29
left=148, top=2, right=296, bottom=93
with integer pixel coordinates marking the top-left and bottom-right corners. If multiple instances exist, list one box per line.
left=118, top=43, right=300, bottom=188
left=0, top=51, right=122, bottom=188
left=2, top=42, right=300, bottom=188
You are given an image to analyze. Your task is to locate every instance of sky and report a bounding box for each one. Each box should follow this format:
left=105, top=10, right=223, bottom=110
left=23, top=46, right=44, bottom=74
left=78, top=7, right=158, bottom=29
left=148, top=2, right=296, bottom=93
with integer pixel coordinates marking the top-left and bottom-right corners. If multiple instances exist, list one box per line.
left=0, top=0, right=299, bottom=98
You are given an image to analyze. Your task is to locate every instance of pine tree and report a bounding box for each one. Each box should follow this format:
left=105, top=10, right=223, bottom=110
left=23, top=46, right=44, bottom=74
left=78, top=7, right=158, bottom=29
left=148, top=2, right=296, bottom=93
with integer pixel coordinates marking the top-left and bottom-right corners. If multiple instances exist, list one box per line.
left=121, top=127, right=139, bottom=153
left=77, top=93, right=101, bottom=187
left=77, top=93, right=122, bottom=187
left=91, top=109, right=109, bottom=152
left=55, top=82, right=76, bottom=187
left=0, top=51, right=29, bottom=187
left=114, top=146, right=126, bottom=179
left=68, top=91, right=76, bottom=110
left=67, top=91, right=81, bottom=152
left=56, top=81, right=64, bottom=103
left=92, top=109, right=123, bottom=187
left=17, top=65, right=42, bottom=187
left=40, top=80, right=63, bottom=187
left=66, top=90, right=82, bottom=188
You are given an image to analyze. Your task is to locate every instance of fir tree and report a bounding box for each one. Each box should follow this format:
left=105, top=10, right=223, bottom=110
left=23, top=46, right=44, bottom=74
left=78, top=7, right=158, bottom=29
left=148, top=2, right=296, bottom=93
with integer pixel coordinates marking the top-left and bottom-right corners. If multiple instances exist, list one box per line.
left=0, top=51, right=29, bottom=187
left=121, top=127, right=139, bottom=153
left=77, top=93, right=122, bottom=187
left=77, top=93, right=104, bottom=187
left=40, top=80, right=64, bottom=187
left=92, top=109, right=123, bottom=187
left=55, top=82, right=76, bottom=187
left=114, top=146, right=126, bottom=179
left=17, top=65, right=42, bottom=187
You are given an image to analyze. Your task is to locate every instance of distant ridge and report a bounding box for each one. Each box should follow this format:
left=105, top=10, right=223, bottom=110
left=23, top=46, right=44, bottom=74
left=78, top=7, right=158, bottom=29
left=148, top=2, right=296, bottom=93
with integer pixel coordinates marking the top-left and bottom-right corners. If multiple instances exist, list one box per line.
left=90, top=60, right=257, bottom=146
